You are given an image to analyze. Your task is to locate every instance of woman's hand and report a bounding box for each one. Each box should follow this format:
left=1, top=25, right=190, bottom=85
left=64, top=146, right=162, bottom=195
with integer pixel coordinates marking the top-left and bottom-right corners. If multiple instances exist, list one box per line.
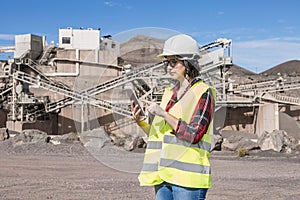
left=142, top=100, right=167, bottom=117
left=142, top=99, right=179, bottom=130
left=131, top=100, right=145, bottom=122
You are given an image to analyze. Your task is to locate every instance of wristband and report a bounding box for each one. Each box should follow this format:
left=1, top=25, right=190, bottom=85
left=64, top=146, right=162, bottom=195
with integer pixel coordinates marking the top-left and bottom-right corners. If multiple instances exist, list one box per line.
left=138, top=120, right=149, bottom=127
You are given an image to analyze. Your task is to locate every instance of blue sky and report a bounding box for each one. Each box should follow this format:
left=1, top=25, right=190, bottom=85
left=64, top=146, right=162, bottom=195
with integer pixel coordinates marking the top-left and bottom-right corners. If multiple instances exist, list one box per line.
left=1, top=0, right=300, bottom=73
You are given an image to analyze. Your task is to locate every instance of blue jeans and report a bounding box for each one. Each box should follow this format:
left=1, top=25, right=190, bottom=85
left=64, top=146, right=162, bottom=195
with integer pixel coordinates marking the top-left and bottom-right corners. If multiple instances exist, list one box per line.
left=155, top=182, right=208, bottom=200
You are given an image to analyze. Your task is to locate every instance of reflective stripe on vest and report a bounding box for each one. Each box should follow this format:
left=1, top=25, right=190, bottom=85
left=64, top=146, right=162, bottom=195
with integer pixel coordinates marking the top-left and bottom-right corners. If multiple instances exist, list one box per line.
left=160, top=158, right=211, bottom=174
left=163, top=134, right=211, bottom=152
left=147, top=141, right=162, bottom=149
left=138, top=81, right=216, bottom=188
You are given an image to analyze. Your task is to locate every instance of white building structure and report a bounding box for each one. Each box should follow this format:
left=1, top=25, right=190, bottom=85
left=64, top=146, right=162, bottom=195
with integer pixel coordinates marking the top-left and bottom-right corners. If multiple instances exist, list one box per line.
left=59, top=27, right=100, bottom=50
left=14, top=34, right=44, bottom=60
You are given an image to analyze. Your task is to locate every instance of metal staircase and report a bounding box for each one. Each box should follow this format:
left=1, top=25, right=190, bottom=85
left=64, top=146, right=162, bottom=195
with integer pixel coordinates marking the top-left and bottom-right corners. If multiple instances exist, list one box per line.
left=261, top=93, right=300, bottom=106
left=231, top=78, right=300, bottom=105
left=13, top=71, right=132, bottom=117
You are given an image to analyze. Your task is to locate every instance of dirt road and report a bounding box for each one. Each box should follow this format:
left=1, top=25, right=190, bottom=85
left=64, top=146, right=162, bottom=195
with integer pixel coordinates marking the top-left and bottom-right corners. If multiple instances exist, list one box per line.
left=0, top=141, right=299, bottom=200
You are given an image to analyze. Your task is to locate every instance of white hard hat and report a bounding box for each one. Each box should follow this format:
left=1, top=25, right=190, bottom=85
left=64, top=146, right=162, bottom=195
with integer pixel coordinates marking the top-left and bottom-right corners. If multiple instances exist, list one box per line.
left=158, top=34, right=200, bottom=60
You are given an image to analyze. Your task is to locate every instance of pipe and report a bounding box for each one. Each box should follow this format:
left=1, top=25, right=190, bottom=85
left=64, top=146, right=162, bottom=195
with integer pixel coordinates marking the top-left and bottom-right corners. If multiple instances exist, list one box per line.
left=45, top=49, right=80, bottom=77
left=47, top=58, right=122, bottom=69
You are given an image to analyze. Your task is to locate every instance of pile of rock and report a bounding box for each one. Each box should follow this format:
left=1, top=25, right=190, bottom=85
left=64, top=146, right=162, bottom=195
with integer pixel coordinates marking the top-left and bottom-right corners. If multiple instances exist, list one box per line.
left=1, top=129, right=82, bottom=148
left=215, top=129, right=300, bottom=155
left=220, top=130, right=259, bottom=152
left=2, top=127, right=299, bottom=156
left=80, top=127, right=146, bottom=152
left=12, top=129, right=51, bottom=146
left=258, top=130, right=299, bottom=153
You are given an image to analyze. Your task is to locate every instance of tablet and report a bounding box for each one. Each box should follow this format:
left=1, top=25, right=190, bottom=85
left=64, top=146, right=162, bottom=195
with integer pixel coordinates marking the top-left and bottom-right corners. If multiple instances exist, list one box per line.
left=126, top=89, right=147, bottom=117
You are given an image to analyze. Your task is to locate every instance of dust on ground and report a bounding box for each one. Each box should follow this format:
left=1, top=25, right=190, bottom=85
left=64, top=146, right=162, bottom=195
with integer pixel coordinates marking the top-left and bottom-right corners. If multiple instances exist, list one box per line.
left=0, top=137, right=299, bottom=200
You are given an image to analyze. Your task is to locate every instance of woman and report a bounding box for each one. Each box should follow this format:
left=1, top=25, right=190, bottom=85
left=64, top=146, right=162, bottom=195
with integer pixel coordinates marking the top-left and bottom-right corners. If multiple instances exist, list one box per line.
left=131, top=34, right=216, bottom=200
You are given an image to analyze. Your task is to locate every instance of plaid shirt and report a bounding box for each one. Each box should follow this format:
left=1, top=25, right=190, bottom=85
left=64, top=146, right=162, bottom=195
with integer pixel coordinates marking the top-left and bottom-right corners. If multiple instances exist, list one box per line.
left=165, top=78, right=215, bottom=144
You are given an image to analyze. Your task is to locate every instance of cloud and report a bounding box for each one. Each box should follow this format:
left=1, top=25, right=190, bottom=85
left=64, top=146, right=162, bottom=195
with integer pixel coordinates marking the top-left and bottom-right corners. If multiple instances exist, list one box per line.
left=0, top=34, right=15, bottom=40
left=281, top=37, right=300, bottom=42
left=283, top=26, right=295, bottom=34
left=103, top=1, right=131, bottom=9
left=233, top=38, right=300, bottom=73
left=104, top=1, right=120, bottom=7
left=191, top=27, right=269, bottom=44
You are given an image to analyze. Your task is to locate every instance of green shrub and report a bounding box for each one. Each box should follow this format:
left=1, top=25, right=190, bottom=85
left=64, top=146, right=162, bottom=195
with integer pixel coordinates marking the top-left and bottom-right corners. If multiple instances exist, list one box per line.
left=237, top=148, right=249, bottom=157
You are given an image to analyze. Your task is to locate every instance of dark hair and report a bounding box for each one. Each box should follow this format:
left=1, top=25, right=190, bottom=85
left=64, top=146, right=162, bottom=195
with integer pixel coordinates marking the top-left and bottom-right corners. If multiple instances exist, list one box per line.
left=183, top=60, right=199, bottom=80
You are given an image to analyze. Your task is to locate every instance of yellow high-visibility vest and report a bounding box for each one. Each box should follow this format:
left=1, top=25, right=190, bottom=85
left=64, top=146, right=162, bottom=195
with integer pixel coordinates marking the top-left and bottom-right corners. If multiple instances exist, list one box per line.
left=138, top=80, right=216, bottom=188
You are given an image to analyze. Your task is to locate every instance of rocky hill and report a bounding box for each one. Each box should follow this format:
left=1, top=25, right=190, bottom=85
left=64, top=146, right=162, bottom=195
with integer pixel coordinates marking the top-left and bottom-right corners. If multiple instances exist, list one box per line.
left=226, top=64, right=262, bottom=84
left=228, top=64, right=256, bottom=76
left=260, top=60, right=300, bottom=76
left=119, top=35, right=164, bottom=67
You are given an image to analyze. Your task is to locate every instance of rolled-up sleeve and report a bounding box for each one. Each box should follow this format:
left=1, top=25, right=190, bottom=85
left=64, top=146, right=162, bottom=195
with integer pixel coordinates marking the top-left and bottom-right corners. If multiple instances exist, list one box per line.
left=172, top=89, right=215, bottom=144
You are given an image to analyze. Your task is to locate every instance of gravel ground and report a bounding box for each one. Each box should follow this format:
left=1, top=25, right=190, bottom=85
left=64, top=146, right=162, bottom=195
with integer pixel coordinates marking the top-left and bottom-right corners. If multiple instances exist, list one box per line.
left=0, top=139, right=299, bottom=200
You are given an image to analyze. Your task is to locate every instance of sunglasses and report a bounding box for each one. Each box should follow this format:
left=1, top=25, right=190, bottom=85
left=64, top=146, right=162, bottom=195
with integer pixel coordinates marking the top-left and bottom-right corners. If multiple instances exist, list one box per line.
left=164, top=58, right=180, bottom=68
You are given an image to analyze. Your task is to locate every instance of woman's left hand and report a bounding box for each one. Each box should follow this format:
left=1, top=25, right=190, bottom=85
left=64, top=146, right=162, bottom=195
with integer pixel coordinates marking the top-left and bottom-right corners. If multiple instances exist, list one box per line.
left=142, top=100, right=167, bottom=117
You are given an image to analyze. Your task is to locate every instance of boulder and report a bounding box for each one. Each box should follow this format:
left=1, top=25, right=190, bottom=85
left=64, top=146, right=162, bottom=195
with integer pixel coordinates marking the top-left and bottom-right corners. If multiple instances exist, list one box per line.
left=221, top=130, right=259, bottom=151
left=80, top=128, right=112, bottom=149
left=211, top=133, right=223, bottom=151
left=0, top=128, right=9, bottom=141
left=13, top=129, right=50, bottom=146
left=258, top=130, right=299, bottom=153
left=124, top=136, right=146, bottom=151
